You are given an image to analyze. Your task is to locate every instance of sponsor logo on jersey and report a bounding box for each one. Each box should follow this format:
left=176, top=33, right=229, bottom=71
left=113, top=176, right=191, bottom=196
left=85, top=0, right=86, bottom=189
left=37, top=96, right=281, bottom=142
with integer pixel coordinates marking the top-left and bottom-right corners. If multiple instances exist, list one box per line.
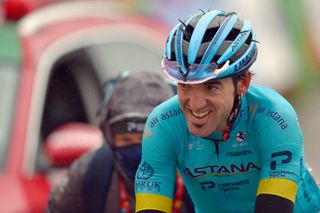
left=268, top=151, right=295, bottom=178
left=270, top=151, right=292, bottom=170
left=199, top=179, right=251, bottom=192
left=268, top=170, right=296, bottom=178
left=136, top=161, right=154, bottom=180
left=256, top=106, right=288, bottom=129
left=218, top=179, right=250, bottom=192
left=184, top=162, right=260, bottom=178
left=233, top=131, right=248, bottom=147
left=148, top=108, right=183, bottom=128
left=149, top=116, right=160, bottom=128
left=300, top=181, right=312, bottom=203
left=200, top=181, right=215, bottom=190
left=188, top=140, right=204, bottom=151
left=136, top=161, right=161, bottom=192
left=160, top=108, right=183, bottom=120
left=226, top=150, right=252, bottom=157
left=236, top=131, right=247, bottom=142
left=265, top=110, right=288, bottom=129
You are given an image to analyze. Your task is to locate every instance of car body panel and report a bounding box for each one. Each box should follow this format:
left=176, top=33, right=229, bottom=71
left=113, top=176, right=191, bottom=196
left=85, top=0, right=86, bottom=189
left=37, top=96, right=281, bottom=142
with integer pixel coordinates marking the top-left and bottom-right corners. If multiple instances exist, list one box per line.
left=0, top=1, right=168, bottom=212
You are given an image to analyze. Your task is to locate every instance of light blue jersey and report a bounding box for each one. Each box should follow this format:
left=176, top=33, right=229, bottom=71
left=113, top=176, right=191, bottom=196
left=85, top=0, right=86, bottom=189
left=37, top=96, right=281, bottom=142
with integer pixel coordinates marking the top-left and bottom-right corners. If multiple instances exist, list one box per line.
left=135, top=85, right=320, bottom=213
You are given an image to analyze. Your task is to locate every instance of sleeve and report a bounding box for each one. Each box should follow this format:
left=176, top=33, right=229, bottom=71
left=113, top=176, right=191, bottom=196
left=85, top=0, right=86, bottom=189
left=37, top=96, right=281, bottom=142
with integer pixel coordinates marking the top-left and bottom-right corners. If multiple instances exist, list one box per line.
left=46, top=151, right=95, bottom=213
left=135, top=109, right=179, bottom=213
left=254, top=103, right=303, bottom=210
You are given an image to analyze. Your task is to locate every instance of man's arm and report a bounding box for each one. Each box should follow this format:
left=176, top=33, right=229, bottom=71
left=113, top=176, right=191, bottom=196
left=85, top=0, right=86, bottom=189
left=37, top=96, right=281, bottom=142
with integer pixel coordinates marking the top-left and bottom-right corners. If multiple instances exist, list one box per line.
left=255, top=194, right=294, bottom=213
left=255, top=178, right=298, bottom=213
left=135, top=193, right=174, bottom=212
left=253, top=96, right=303, bottom=213
left=135, top=111, right=179, bottom=212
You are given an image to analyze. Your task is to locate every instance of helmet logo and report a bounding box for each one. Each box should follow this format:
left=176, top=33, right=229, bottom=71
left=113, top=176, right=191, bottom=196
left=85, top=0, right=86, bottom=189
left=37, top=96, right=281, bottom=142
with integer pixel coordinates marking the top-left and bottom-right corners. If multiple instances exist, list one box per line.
left=232, top=31, right=249, bottom=52
left=234, top=47, right=255, bottom=71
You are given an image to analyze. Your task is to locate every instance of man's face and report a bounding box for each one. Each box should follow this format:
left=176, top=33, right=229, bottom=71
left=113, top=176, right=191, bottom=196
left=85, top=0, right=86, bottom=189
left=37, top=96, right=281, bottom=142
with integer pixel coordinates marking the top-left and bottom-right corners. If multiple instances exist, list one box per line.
left=113, top=132, right=143, bottom=147
left=177, top=77, right=236, bottom=137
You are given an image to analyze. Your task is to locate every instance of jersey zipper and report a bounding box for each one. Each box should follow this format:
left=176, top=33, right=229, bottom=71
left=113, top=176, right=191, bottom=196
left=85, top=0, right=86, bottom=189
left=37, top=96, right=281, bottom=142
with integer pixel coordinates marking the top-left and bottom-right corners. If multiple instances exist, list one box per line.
left=214, top=141, right=220, bottom=157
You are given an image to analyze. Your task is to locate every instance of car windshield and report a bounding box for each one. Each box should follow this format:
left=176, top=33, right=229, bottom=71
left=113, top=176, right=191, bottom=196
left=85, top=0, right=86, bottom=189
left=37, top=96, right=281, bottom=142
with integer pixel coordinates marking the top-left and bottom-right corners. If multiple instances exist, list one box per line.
left=0, top=64, right=19, bottom=171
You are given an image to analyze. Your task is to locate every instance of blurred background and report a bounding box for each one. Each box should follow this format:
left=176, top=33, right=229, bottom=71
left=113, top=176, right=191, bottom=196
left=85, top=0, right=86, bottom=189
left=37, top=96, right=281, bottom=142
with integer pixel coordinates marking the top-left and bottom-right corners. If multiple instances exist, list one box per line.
left=0, top=0, right=319, bottom=212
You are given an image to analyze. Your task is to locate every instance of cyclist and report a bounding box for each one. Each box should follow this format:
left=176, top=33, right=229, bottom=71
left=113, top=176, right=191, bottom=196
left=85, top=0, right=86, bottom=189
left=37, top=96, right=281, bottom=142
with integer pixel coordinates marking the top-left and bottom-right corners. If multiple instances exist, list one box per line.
left=134, top=9, right=320, bottom=213
left=47, top=71, right=194, bottom=213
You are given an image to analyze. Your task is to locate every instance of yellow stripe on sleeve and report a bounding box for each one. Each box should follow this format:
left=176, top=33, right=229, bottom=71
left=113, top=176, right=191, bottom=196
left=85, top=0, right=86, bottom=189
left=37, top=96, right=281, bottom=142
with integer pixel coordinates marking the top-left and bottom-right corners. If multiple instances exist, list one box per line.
left=136, top=193, right=173, bottom=213
left=256, top=178, right=298, bottom=203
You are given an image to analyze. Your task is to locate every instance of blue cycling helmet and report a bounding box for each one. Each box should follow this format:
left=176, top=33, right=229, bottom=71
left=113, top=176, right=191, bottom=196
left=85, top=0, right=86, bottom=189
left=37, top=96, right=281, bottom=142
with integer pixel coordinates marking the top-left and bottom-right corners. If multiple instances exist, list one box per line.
left=162, top=9, right=258, bottom=84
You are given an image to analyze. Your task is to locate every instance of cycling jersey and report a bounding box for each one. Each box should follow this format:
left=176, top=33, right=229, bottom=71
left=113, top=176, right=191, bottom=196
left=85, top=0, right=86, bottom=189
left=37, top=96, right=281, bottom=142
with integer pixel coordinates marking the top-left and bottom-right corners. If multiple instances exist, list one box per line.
left=135, top=85, right=320, bottom=213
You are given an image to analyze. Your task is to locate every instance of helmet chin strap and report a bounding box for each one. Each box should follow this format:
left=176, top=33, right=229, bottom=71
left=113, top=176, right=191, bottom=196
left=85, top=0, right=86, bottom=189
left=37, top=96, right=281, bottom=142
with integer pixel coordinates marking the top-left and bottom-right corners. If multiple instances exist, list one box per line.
left=221, top=77, right=243, bottom=141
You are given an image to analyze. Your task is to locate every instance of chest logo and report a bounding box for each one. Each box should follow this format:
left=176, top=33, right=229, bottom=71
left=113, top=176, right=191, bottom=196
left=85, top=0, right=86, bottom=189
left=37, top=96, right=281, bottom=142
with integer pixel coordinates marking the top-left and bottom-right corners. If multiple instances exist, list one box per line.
left=236, top=131, right=247, bottom=142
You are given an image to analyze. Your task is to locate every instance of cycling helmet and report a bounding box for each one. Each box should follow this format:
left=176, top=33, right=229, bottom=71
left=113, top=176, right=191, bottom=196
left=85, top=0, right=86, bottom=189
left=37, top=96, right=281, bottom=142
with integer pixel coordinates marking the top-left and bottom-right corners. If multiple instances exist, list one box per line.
left=162, top=9, right=258, bottom=84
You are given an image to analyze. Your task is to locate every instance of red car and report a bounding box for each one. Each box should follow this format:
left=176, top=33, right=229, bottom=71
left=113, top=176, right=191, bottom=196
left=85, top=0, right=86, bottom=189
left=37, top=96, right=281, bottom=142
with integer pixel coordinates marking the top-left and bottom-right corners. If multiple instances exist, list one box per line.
left=0, top=0, right=168, bottom=212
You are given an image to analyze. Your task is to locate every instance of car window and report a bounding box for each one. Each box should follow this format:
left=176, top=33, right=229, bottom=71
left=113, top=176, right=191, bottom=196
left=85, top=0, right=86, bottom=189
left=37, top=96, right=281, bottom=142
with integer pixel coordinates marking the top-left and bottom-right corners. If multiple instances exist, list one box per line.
left=41, top=49, right=102, bottom=138
left=40, top=63, right=88, bottom=139
left=0, top=64, right=19, bottom=170
left=37, top=49, right=101, bottom=171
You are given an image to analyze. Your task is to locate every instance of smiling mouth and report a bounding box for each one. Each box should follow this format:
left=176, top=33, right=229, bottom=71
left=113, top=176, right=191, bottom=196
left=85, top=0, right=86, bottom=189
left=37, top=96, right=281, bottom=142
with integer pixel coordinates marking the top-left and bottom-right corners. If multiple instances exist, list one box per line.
left=190, top=110, right=210, bottom=119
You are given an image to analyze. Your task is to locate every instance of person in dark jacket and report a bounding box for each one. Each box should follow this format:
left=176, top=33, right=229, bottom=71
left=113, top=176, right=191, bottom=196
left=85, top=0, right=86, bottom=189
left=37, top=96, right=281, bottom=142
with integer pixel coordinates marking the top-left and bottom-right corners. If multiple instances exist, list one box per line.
left=47, top=71, right=194, bottom=213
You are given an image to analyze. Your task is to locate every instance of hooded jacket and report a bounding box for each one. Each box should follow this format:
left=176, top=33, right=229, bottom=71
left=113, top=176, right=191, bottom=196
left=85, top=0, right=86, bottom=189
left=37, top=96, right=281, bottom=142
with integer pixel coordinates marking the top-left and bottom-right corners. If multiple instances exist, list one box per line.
left=47, top=71, right=193, bottom=212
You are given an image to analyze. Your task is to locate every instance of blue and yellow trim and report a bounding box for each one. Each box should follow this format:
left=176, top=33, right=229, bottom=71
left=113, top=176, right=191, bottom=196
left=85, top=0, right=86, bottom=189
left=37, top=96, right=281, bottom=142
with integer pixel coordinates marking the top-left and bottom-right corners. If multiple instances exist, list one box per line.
left=136, top=193, right=173, bottom=213
left=257, top=178, right=298, bottom=203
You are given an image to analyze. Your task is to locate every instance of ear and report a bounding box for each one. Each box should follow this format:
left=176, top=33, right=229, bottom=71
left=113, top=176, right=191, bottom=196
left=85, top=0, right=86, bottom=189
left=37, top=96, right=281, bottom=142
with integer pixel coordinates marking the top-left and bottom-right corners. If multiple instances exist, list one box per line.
left=237, top=72, right=252, bottom=95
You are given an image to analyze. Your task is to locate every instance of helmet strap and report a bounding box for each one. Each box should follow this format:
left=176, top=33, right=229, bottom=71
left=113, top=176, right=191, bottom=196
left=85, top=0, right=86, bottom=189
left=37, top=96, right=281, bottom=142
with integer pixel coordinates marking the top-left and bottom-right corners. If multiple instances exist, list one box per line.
left=222, top=77, right=243, bottom=141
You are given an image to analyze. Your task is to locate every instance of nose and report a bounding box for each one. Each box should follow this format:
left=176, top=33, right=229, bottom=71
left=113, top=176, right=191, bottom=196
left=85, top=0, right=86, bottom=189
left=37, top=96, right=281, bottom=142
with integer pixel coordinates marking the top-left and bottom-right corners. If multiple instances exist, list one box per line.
left=188, top=92, right=206, bottom=110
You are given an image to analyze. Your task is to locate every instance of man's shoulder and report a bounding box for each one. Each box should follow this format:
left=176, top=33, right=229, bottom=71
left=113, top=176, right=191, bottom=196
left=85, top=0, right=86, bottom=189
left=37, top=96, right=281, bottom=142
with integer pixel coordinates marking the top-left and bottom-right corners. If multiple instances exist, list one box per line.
left=145, top=95, right=186, bottom=134
left=149, top=95, right=184, bottom=121
left=246, top=85, right=299, bottom=131
left=247, top=85, right=295, bottom=112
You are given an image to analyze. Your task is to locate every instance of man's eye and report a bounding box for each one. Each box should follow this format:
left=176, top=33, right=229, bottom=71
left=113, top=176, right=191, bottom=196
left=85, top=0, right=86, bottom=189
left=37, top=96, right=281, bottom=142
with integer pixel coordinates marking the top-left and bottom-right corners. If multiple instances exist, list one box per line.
left=207, top=85, right=218, bottom=91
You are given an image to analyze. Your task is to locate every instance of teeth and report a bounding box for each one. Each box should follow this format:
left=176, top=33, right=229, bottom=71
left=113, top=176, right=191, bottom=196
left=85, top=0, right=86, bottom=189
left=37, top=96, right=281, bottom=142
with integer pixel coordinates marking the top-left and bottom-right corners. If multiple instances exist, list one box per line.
left=192, top=111, right=209, bottom=118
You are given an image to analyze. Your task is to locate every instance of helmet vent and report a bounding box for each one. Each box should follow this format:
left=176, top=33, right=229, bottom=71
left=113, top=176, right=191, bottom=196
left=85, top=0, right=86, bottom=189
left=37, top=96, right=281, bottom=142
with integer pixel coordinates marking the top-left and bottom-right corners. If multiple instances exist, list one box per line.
left=182, top=24, right=194, bottom=42
left=202, top=27, right=219, bottom=43
left=225, top=29, right=240, bottom=41
left=245, top=32, right=253, bottom=45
